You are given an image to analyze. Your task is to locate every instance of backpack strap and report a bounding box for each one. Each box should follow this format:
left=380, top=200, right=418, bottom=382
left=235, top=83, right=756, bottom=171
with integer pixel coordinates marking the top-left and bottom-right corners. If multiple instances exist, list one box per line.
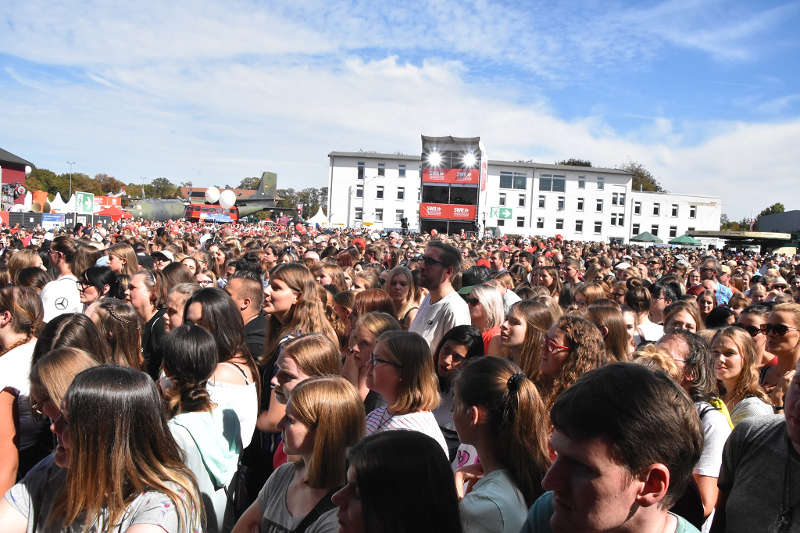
left=291, top=487, right=339, bottom=533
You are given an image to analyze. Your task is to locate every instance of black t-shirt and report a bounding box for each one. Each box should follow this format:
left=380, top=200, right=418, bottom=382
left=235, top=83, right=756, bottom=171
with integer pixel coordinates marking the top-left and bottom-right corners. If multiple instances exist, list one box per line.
left=142, top=308, right=167, bottom=380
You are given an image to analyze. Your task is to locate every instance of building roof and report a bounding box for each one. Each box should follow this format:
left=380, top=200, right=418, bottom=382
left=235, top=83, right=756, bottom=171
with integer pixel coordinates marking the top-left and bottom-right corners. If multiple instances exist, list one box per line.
left=420, top=135, right=481, bottom=144
left=0, top=147, right=35, bottom=168
left=328, top=151, right=421, bottom=161
left=488, top=159, right=631, bottom=175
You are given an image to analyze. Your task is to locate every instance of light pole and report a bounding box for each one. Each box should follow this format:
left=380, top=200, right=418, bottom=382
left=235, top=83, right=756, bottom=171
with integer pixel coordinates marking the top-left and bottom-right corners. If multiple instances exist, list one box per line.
left=66, top=161, right=76, bottom=224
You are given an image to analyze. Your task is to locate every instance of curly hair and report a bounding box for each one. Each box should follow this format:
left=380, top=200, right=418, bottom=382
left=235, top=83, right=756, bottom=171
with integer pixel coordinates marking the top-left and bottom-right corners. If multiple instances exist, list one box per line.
left=539, top=315, right=610, bottom=410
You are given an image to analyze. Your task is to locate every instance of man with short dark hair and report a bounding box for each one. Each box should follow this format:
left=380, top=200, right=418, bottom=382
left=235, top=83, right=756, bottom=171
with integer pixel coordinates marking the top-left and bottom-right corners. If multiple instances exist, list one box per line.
left=225, top=269, right=266, bottom=359
left=521, top=363, right=703, bottom=533
left=409, top=241, right=470, bottom=349
left=701, top=256, right=732, bottom=306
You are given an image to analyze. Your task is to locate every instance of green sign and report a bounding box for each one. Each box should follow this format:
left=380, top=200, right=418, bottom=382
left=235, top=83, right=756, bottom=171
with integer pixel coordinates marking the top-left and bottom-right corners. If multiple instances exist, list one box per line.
left=489, top=207, right=513, bottom=219
left=75, top=192, right=95, bottom=215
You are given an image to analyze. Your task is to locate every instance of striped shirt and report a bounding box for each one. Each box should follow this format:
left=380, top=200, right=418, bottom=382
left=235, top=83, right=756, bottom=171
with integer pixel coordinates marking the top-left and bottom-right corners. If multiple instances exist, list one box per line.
left=365, top=406, right=449, bottom=457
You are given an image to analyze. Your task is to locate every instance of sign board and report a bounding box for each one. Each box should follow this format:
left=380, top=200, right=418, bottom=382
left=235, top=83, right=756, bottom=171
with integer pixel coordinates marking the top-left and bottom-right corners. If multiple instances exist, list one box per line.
left=422, top=168, right=480, bottom=185
left=419, top=203, right=477, bottom=220
left=75, top=192, right=95, bottom=215
left=41, top=213, right=65, bottom=230
left=489, top=207, right=513, bottom=219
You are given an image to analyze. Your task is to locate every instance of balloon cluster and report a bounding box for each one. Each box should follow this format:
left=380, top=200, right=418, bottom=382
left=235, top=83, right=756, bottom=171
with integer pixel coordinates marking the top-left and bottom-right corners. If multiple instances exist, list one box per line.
left=204, top=186, right=237, bottom=208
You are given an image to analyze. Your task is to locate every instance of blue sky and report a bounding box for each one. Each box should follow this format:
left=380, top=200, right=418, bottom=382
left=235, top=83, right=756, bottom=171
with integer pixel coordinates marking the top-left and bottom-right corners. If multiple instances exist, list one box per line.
left=2, top=0, right=799, bottom=219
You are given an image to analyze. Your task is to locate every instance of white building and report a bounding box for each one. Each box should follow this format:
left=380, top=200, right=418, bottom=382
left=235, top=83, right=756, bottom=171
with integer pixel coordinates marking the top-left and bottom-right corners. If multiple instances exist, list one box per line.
left=327, top=150, right=721, bottom=243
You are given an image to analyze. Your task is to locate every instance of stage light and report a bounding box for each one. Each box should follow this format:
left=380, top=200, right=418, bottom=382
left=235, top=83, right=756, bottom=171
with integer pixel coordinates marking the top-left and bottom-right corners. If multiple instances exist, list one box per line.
left=463, top=152, right=477, bottom=168
left=427, top=151, right=443, bottom=167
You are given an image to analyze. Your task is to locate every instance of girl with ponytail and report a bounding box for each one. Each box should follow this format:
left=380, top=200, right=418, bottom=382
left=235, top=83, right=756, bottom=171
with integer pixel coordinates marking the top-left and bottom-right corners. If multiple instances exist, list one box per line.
left=453, top=357, right=551, bottom=533
left=162, top=324, right=241, bottom=532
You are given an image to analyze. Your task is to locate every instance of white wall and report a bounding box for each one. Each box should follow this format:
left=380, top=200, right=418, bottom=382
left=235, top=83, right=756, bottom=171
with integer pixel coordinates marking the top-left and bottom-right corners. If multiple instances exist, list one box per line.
left=629, top=192, right=721, bottom=241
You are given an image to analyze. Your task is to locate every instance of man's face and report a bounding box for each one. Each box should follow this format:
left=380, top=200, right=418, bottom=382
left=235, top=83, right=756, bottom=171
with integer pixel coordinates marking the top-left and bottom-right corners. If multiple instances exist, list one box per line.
left=418, top=247, right=447, bottom=291
left=543, top=430, right=642, bottom=532
left=225, top=278, right=248, bottom=316
left=700, top=262, right=717, bottom=281
left=490, top=253, right=504, bottom=272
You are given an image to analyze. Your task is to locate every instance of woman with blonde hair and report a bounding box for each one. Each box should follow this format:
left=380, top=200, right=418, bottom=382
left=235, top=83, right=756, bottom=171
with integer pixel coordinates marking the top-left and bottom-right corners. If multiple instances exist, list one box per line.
left=572, top=282, right=608, bottom=312
left=7, top=249, right=44, bottom=284
left=711, top=326, right=772, bottom=425
left=761, top=302, right=800, bottom=412
left=632, top=344, right=682, bottom=381
left=29, top=348, right=99, bottom=424
left=364, top=330, right=447, bottom=455
left=233, top=376, right=365, bottom=533
left=1, top=365, right=203, bottom=532
left=386, top=265, right=420, bottom=329
left=465, top=284, right=505, bottom=353
left=664, top=300, right=705, bottom=333
left=586, top=304, right=633, bottom=361
left=107, top=242, right=140, bottom=277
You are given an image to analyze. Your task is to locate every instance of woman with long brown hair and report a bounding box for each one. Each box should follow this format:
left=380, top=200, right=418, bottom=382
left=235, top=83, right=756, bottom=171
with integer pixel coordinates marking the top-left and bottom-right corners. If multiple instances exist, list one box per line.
left=0, top=365, right=203, bottom=532
left=492, top=299, right=561, bottom=380
left=386, top=265, right=420, bottom=330
left=0, top=286, right=43, bottom=491
left=106, top=242, right=140, bottom=278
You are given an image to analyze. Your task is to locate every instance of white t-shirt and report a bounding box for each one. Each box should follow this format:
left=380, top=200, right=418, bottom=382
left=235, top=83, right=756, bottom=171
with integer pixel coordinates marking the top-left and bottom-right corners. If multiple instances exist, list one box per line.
left=409, top=290, right=471, bottom=350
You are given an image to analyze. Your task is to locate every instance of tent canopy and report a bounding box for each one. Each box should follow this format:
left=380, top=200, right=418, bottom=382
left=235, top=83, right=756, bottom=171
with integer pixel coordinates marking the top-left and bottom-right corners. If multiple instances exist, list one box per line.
left=631, top=231, right=663, bottom=243
left=97, top=205, right=132, bottom=221
left=669, top=234, right=702, bottom=246
left=307, top=207, right=329, bottom=226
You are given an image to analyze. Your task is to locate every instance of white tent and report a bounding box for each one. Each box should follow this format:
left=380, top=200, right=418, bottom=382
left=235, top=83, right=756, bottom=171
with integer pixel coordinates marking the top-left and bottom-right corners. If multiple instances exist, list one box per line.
left=307, top=207, right=329, bottom=226
left=49, top=193, right=67, bottom=213
left=22, top=191, right=32, bottom=211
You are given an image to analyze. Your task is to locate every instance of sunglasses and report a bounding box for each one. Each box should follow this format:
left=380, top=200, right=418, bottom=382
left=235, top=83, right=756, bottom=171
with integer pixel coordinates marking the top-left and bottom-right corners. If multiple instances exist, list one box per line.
left=736, top=324, right=762, bottom=337
left=421, top=255, right=445, bottom=267
left=464, top=297, right=479, bottom=306
left=761, top=323, right=800, bottom=336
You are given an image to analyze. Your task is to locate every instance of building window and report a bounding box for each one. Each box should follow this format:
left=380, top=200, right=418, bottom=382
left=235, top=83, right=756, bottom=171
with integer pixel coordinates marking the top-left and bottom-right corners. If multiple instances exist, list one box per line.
left=518, top=194, right=525, bottom=207
left=376, top=186, right=384, bottom=199
left=653, top=203, right=660, bottom=216
left=618, top=214, right=624, bottom=226
left=356, top=185, right=363, bottom=198
left=632, top=223, right=640, bottom=235
left=397, top=187, right=404, bottom=200
left=669, top=226, right=677, bottom=238
left=375, top=208, right=383, bottom=221
left=671, top=204, right=678, bottom=217
left=651, top=224, right=659, bottom=236
left=577, top=198, right=584, bottom=211
left=594, top=221, right=602, bottom=233
left=396, top=210, right=404, bottom=223
left=619, top=193, right=625, bottom=205
left=536, top=217, right=544, bottom=229
left=578, top=177, right=585, bottom=189
left=538, top=174, right=565, bottom=192
left=611, top=214, right=617, bottom=226
left=517, top=216, right=525, bottom=228
left=688, top=226, right=695, bottom=232
left=596, top=199, right=603, bottom=212
left=597, top=177, right=604, bottom=190
left=690, top=206, right=697, bottom=219
left=498, top=219, right=505, bottom=226
left=575, top=220, right=583, bottom=232
left=538, top=195, right=545, bottom=208
left=378, top=162, right=385, bottom=176
left=398, top=164, right=406, bottom=177
left=501, top=171, right=526, bottom=189
left=558, top=196, right=565, bottom=210
left=355, top=207, right=363, bottom=221
left=499, top=193, right=506, bottom=206
left=357, top=161, right=365, bottom=179
left=556, top=218, right=564, bottom=230
left=634, top=201, right=641, bottom=215
left=612, top=192, right=619, bottom=205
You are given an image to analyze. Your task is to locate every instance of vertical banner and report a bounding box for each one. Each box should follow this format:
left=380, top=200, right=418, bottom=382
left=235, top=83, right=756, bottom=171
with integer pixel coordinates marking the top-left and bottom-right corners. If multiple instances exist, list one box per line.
left=479, top=140, right=488, bottom=192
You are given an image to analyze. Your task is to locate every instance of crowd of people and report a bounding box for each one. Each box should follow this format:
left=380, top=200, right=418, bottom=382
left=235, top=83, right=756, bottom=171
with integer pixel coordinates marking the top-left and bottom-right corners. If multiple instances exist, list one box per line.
left=0, top=217, right=797, bottom=533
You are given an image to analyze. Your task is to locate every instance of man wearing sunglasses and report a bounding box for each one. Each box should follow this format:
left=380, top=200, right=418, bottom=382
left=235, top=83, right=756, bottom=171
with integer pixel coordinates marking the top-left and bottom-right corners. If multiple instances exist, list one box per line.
left=409, top=241, right=470, bottom=351
left=700, top=257, right=732, bottom=307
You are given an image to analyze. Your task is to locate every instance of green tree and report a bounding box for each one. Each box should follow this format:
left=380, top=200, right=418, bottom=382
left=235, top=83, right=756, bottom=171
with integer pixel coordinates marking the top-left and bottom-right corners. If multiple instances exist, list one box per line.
left=754, top=203, right=785, bottom=230
left=622, top=161, right=666, bottom=192
left=558, top=158, right=592, bottom=167
left=94, top=173, right=126, bottom=194
left=238, top=177, right=261, bottom=190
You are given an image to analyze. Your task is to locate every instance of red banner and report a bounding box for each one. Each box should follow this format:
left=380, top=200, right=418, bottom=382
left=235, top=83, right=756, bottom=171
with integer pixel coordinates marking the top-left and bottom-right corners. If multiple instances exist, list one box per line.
left=419, top=203, right=477, bottom=220
left=422, top=168, right=480, bottom=185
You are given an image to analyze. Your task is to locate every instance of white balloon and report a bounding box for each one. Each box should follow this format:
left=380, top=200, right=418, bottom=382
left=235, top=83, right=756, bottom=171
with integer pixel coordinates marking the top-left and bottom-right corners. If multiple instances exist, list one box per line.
left=205, top=186, right=220, bottom=204
left=219, top=189, right=237, bottom=209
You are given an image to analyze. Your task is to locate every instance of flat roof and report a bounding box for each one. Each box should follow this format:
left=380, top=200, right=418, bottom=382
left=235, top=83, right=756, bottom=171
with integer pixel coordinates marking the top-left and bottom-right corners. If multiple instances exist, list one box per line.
left=328, top=151, right=420, bottom=161
left=689, top=230, right=792, bottom=240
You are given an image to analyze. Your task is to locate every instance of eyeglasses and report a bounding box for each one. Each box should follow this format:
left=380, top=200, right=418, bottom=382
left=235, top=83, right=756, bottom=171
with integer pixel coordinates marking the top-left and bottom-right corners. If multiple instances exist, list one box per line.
left=197, top=279, right=214, bottom=287
left=736, top=324, right=762, bottom=337
left=761, top=323, right=800, bottom=336
left=544, top=335, right=570, bottom=353
left=369, top=356, right=402, bottom=368
left=421, top=255, right=445, bottom=267
left=464, top=297, right=479, bottom=306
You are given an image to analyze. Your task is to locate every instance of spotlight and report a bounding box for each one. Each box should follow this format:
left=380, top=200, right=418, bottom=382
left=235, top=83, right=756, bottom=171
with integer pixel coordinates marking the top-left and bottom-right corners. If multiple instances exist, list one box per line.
left=427, top=151, right=443, bottom=168
left=463, top=152, right=477, bottom=168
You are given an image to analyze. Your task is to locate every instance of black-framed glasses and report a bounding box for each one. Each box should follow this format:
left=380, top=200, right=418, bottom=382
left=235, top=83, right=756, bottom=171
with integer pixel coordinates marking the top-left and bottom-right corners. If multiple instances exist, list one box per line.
left=421, top=255, right=445, bottom=267
left=369, top=356, right=402, bottom=368
left=464, top=297, right=479, bottom=306
left=761, top=323, right=800, bottom=336
left=736, top=324, right=762, bottom=337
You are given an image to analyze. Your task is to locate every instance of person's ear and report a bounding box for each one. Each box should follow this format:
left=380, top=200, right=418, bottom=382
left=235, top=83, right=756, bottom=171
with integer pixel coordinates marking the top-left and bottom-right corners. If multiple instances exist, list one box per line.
left=634, top=463, right=670, bottom=508
left=242, top=297, right=251, bottom=311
